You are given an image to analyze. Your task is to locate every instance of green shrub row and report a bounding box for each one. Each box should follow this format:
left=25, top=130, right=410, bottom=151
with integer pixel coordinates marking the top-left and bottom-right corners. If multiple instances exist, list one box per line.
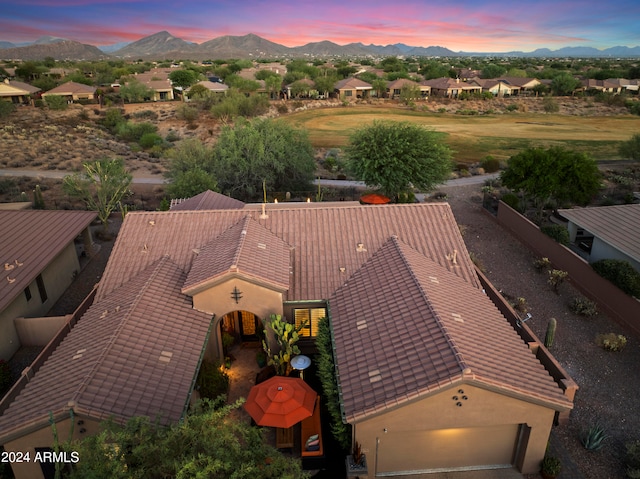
left=592, top=259, right=640, bottom=297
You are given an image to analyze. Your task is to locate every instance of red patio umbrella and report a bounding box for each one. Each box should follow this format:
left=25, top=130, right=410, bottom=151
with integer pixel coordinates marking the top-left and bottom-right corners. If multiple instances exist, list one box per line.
left=244, top=376, right=317, bottom=428
left=360, top=193, right=391, bottom=205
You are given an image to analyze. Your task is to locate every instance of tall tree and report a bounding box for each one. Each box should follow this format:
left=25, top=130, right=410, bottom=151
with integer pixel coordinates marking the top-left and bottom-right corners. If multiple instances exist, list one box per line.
left=213, top=118, right=315, bottom=201
left=169, top=69, right=198, bottom=90
left=550, top=73, right=581, bottom=96
left=65, top=399, right=309, bottom=479
left=345, top=120, right=453, bottom=201
left=63, top=158, right=132, bottom=230
left=500, top=146, right=601, bottom=209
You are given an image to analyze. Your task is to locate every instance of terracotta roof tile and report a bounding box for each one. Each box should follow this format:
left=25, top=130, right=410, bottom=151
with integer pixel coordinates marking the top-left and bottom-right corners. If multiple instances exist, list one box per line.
left=97, top=204, right=477, bottom=303
left=0, top=210, right=97, bottom=314
left=331, top=237, right=572, bottom=423
left=0, top=257, right=212, bottom=443
left=170, top=190, right=245, bottom=211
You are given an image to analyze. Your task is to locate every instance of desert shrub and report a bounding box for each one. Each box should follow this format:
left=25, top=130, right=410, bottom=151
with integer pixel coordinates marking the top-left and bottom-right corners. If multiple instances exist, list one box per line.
left=196, top=359, right=230, bottom=401
left=175, top=104, right=199, bottom=123
left=541, top=224, right=569, bottom=246
left=625, top=100, right=640, bottom=116
left=533, top=256, right=551, bottom=272
left=626, top=440, right=640, bottom=478
left=581, top=424, right=608, bottom=451
left=0, top=359, right=10, bottom=395
left=132, top=109, right=158, bottom=120
left=596, top=333, right=628, bottom=351
left=165, top=130, right=181, bottom=142
left=592, top=259, right=640, bottom=297
left=138, top=132, right=163, bottom=150
left=44, top=95, right=68, bottom=111
left=0, top=101, right=16, bottom=118
left=548, top=269, right=568, bottom=293
left=501, top=192, right=522, bottom=212
left=512, top=297, right=528, bottom=313
left=456, top=108, right=479, bottom=115
left=543, top=96, right=560, bottom=113
left=505, top=103, right=518, bottom=112
left=569, top=296, right=598, bottom=317
left=480, top=155, right=500, bottom=173
left=116, top=121, right=157, bottom=142
left=276, top=103, right=289, bottom=114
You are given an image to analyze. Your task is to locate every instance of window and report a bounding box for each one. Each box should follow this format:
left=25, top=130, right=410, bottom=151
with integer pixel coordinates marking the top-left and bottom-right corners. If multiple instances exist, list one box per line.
left=294, top=308, right=326, bottom=338
left=36, top=274, right=48, bottom=303
left=24, top=286, right=32, bottom=302
left=345, top=90, right=352, bottom=97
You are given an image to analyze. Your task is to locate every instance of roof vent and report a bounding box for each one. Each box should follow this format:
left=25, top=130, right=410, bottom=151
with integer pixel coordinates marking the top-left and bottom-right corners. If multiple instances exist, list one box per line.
left=356, top=320, right=367, bottom=330
left=72, top=348, right=87, bottom=360
left=4, top=263, right=15, bottom=271
left=148, top=220, right=155, bottom=226
left=452, top=313, right=463, bottom=323
left=339, top=267, right=346, bottom=273
left=257, top=243, right=266, bottom=249
left=429, top=276, right=439, bottom=283
left=159, top=351, right=173, bottom=363
left=260, top=203, right=268, bottom=219
left=446, top=249, right=458, bottom=265
left=356, top=243, right=367, bottom=253
left=368, top=369, right=382, bottom=383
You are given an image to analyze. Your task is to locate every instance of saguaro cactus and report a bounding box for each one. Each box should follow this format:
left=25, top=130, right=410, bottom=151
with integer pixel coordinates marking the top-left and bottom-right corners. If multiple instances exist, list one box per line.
left=544, top=318, right=557, bottom=349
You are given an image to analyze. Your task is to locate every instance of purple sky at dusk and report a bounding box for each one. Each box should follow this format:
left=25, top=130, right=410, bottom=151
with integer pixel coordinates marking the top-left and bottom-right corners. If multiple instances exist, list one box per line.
left=2, top=0, right=639, bottom=52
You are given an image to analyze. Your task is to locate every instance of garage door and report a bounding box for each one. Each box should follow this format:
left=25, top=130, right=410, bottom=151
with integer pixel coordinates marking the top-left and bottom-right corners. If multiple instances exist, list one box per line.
left=376, top=424, right=520, bottom=475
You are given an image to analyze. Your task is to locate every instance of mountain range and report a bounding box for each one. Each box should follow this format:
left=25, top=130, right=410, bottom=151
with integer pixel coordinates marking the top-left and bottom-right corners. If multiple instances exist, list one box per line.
left=1, top=31, right=640, bottom=61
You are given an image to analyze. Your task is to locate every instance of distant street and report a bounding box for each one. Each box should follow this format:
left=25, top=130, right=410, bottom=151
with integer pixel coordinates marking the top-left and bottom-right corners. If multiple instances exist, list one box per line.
left=0, top=168, right=499, bottom=188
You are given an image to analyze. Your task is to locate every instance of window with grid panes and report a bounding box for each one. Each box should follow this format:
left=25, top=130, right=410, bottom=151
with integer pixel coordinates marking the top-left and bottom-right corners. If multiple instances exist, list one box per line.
left=294, top=307, right=326, bottom=338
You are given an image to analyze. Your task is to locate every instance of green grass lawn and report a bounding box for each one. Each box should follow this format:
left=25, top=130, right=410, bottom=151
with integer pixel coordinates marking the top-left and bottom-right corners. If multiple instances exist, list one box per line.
left=281, top=106, right=639, bottom=163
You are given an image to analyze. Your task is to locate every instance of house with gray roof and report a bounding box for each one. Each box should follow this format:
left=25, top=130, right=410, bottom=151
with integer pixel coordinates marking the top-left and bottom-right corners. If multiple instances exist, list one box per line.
left=0, top=202, right=574, bottom=478
left=559, top=203, right=640, bottom=273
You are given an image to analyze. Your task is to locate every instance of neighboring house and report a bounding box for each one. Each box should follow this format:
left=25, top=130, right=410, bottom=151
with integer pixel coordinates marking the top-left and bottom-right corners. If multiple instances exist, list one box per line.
left=334, top=77, right=372, bottom=100
left=496, top=77, right=542, bottom=95
left=285, top=78, right=316, bottom=99
left=607, top=78, right=639, bottom=93
left=0, top=79, right=40, bottom=103
left=469, top=78, right=519, bottom=97
left=41, top=81, right=96, bottom=102
left=189, top=80, right=229, bottom=95
left=0, top=210, right=97, bottom=360
left=578, top=78, right=622, bottom=94
left=0, top=202, right=573, bottom=478
left=385, top=78, right=428, bottom=99
left=129, top=69, right=175, bottom=101
left=558, top=203, right=640, bottom=273
left=421, top=77, right=482, bottom=98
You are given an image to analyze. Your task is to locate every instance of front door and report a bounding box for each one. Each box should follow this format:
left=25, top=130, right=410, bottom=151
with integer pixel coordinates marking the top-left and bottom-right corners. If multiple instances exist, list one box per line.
left=239, top=310, right=259, bottom=341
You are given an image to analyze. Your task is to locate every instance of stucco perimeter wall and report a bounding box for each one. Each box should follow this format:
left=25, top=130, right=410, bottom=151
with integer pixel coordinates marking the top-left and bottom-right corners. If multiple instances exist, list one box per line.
left=0, top=242, right=80, bottom=360
left=5, top=415, right=101, bottom=479
left=14, top=316, right=71, bottom=346
left=354, top=385, right=555, bottom=476
left=495, top=201, right=640, bottom=337
left=191, top=277, right=283, bottom=361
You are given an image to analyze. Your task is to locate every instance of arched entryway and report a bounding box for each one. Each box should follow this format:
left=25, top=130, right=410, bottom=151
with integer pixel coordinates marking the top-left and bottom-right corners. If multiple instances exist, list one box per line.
left=220, top=310, right=261, bottom=343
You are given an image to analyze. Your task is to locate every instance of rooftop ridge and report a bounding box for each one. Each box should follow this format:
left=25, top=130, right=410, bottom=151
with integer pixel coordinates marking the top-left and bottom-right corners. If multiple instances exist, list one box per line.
left=231, top=215, right=252, bottom=271
left=390, top=236, right=470, bottom=375
left=71, top=255, right=176, bottom=406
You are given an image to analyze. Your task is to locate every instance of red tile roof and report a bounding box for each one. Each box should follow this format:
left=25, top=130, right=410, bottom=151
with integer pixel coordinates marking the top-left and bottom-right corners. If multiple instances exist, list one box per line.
left=183, top=216, right=291, bottom=294
left=0, top=210, right=97, bottom=314
left=42, top=81, right=96, bottom=96
left=331, top=237, right=573, bottom=423
left=96, top=204, right=479, bottom=303
left=170, top=190, right=245, bottom=211
left=0, top=256, right=212, bottom=443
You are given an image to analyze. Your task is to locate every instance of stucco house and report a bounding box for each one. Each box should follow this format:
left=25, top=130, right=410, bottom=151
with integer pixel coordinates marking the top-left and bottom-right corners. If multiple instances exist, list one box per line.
left=334, top=77, right=372, bottom=100
left=0, top=210, right=97, bottom=360
left=386, top=78, right=429, bottom=99
left=421, top=77, right=482, bottom=98
left=558, top=203, right=640, bottom=273
left=0, top=79, right=40, bottom=104
left=469, top=78, right=519, bottom=97
left=41, top=81, right=96, bottom=102
left=0, top=202, right=573, bottom=478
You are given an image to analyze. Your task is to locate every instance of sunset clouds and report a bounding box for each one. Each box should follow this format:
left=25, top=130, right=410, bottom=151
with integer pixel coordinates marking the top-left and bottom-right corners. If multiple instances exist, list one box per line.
left=3, top=0, right=639, bottom=51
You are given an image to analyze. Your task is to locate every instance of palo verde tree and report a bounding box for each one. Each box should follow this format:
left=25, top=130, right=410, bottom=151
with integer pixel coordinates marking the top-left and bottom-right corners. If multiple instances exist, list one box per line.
left=345, top=120, right=453, bottom=201
left=63, top=158, right=132, bottom=230
left=500, top=146, right=601, bottom=212
left=65, top=398, right=309, bottom=479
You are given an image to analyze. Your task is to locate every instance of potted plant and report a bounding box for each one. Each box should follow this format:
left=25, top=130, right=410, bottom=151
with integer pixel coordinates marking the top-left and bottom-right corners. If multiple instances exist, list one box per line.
left=256, top=350, right=267, bottom=368
left=541, top=455, right=562, bottom=479
left=345, top=441, right=367, bottom=477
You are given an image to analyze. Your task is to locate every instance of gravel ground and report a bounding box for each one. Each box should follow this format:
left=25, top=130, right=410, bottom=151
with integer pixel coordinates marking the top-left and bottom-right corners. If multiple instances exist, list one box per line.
left=442, top=183, right=640, bottom=479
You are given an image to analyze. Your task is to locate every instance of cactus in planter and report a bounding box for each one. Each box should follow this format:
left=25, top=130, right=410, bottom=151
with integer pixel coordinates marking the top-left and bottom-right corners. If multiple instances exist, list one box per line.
left=544, top=318, right=557, bottom=349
